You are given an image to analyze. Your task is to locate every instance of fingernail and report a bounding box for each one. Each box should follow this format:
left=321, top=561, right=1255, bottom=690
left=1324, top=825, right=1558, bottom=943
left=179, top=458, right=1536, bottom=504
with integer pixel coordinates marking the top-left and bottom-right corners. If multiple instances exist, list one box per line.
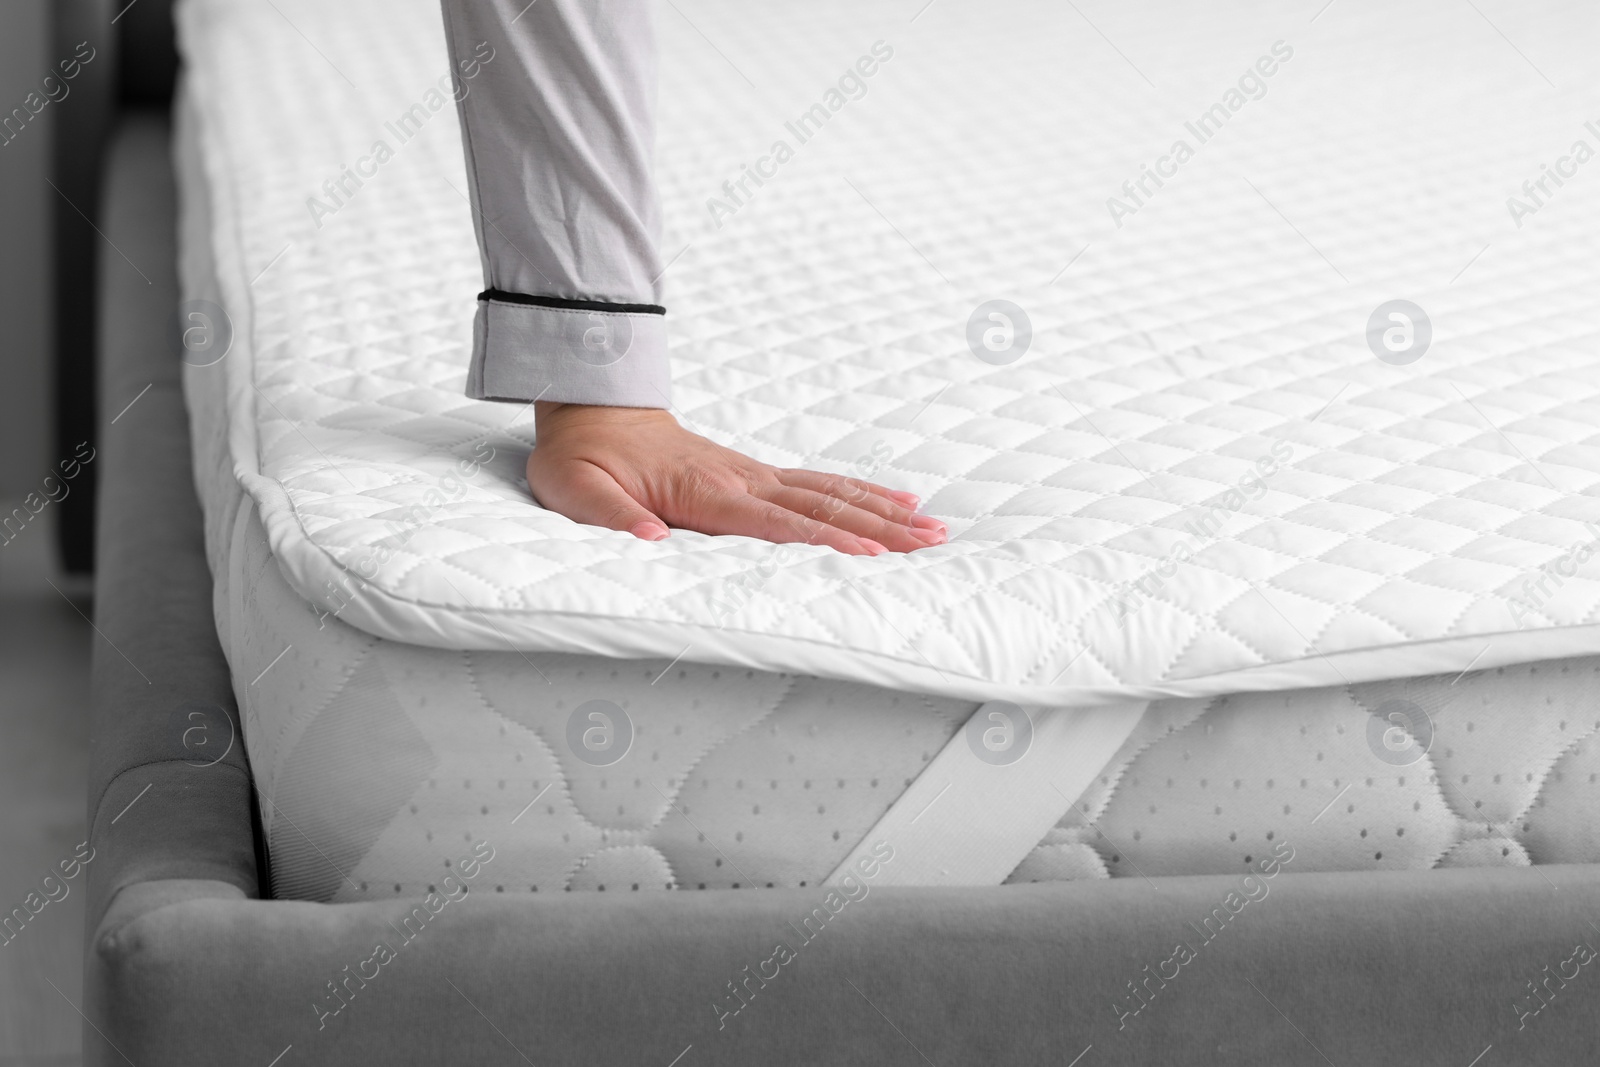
left=631, top=521, right=669, bottom=541
left=858, top=538, right=888, bottom=555
left=910, top=514, right=946, bottom=532
left=889, top=491, right=921, bottom=509
left=909, top=527, right=946, bottom=546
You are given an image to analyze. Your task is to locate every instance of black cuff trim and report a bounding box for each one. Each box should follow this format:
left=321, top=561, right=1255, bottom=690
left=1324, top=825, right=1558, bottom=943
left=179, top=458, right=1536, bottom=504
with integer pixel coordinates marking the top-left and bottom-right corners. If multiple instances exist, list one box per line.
left=478, top=289, right=665, bottom=316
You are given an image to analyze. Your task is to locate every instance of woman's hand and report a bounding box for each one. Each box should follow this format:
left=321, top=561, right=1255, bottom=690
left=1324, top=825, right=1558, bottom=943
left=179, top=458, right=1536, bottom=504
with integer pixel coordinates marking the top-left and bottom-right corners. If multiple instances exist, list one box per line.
left=526, top=403, right=947, bottom=555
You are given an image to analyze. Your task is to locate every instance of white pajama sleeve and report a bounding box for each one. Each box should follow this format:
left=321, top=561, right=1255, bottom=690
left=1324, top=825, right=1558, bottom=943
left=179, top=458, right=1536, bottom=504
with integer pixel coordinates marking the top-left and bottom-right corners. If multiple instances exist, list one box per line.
left=440, top=0, right=671, bottom=408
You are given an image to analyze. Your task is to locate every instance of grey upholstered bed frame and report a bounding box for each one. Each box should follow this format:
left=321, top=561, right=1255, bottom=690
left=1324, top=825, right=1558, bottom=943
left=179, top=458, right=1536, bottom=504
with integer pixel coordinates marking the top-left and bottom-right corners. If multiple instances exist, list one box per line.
left=73, top=2, right=1600, bottom=1062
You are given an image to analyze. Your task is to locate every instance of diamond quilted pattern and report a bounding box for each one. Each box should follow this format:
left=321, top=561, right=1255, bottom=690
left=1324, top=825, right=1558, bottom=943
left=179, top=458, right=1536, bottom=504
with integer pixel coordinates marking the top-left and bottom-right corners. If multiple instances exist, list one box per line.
left=177, top=0, right=1600, bottom=702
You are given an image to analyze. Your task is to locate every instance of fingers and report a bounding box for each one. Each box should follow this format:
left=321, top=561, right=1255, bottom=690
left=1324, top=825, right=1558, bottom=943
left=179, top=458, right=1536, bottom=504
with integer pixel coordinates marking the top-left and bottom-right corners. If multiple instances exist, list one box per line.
left=777, top=468, right=922, bottom=513
left=699, top=492, right=885, bottom=556
left=527, top=458, right=669, bottom=541
left=764, top=486, right=943, bottom=553
left=774, top=470, right=946, bottom=535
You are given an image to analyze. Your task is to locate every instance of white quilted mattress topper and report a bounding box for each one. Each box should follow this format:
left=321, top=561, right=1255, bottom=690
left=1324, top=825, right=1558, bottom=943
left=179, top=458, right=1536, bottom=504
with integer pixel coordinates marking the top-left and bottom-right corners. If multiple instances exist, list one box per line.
left=178, top=0, right=1600, bottom=703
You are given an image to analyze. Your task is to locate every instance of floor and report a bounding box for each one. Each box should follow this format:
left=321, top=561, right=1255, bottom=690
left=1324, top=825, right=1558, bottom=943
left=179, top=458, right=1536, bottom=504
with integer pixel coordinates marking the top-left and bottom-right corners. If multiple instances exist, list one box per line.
left=0, top=504, right=93, bottom=1067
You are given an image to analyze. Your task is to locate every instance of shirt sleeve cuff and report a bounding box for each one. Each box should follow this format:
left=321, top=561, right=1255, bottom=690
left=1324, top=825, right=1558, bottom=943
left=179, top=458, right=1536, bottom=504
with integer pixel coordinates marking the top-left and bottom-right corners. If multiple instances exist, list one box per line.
left=465, top=291, right=672, bottom=408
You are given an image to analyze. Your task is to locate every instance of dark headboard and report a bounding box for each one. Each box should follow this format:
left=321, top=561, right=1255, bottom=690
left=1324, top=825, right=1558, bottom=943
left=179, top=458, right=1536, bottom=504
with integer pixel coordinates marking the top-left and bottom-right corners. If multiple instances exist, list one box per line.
left=52, top=0, right=179, bottom=573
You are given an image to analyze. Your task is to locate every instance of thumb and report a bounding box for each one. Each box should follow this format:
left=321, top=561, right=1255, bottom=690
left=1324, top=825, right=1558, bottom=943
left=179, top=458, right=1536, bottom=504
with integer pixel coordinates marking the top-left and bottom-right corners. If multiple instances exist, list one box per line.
left=530, top=459, right=669, bottom=541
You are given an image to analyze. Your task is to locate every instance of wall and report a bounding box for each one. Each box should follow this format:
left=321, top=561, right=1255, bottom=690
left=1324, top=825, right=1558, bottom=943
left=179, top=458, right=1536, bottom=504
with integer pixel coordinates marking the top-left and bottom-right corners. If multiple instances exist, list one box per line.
left=0, top=0, right=53, bottom=500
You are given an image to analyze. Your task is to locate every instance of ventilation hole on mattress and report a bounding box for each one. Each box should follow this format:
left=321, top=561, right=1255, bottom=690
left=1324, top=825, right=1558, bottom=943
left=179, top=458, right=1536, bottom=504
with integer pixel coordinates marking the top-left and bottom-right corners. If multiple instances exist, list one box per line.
left=428, top=885, right=436, bottom=893
left=496, top=885, right=503, bottom=893
left=736, top=832, right=744, bottom=842
left=1166, top=778, right=1174, bottom=788
left=359, top=882, right=368, bottom=891
left=464, top=780, right=471, bottom=789
left=394, top=884, right=402, bottom=893
left=410, top=805, right=418, bottom=814
left=444, top=859, right=452, bottom=868
left=1375, top=852, right=1383, bottom=861
left=481, top=806, right=489, bottom=815
left=598, top=885, right=605, bottom=891
left=1493, top=774, right=1502, bottom=784
left=426, top=831, right=433, bottom=841
left=1266, top=780, right=1274, bottom=789
left=833, top=831, right=841, bottom=841
left=1301, top=779, right=1308, bottom=789
left=1396, top=828, right=1404, bottom=836
left=1200, top=779, right=1208, bottom=789
left=1233, top=780, right=1241, bottom=790
left=1397, top=777, right=1405, bottom=787
left=871, top=779, right=879, bottom=788
left=1149, top=805, right=1157, bottom=815
left=715, top=859, right=722, bottom=867
left=1414, top=801, right=1422, bottom=812
left=804, top=780, right=812, bottom=789
left=1133, top=831, right=1141, bottom=841
left=1229, top=831, right=1237, bottom=842
left=1284, top=806, right=1292, bottom=815
left=766, top=882, right=775, bottom=889
left=1360, top=829, right=1368, bottom=838
left=799, top=881, right=807, bottom=887
left=1316, top=753, right=1324, bottom=762
left=1244, top=856, right=1252, bottom=865
left=818, top=805, right=826, bottom=814
left=771, top=781, right=779, bottom=790
left=1265, top=831, right=1274, bottom=840
left=1503, top=848, right=1511, bottom=857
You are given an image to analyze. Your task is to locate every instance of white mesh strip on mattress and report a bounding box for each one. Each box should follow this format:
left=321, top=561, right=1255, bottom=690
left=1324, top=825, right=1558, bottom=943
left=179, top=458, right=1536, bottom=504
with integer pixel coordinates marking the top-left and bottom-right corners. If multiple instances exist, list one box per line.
left=175, top=0, right=1600, bottom=705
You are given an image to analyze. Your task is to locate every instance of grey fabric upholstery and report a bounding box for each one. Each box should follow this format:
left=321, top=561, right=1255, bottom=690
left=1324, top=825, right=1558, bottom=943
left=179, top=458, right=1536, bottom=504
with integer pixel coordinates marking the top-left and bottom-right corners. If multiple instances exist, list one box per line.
left=82, top=54, right=1600, bottom=1067
left=86, top=110, right=261, bottom=924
